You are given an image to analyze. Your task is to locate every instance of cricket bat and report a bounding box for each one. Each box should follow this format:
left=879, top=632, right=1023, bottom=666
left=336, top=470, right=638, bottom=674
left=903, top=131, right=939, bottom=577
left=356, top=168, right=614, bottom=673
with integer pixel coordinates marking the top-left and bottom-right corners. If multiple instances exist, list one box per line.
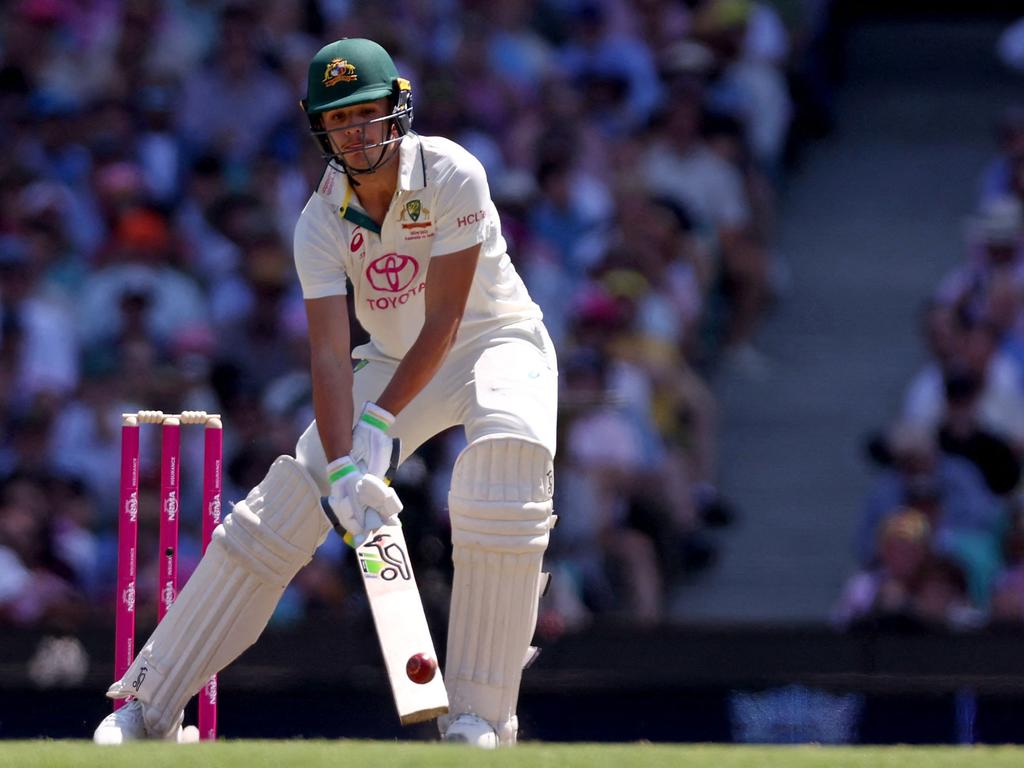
left=321, top=440, right=449, bottom=725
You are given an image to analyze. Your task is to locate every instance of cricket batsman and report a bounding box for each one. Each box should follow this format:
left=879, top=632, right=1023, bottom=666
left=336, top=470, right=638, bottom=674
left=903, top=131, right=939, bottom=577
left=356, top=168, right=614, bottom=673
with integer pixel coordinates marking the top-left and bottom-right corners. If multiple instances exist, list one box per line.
left=94, top=37, right=557, bottom=748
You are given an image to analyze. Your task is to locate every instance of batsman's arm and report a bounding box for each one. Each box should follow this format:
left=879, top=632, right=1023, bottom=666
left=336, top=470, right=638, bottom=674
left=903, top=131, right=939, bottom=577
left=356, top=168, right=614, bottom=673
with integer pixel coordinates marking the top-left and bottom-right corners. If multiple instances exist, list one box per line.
left=305, top=294, right=355, bottom=462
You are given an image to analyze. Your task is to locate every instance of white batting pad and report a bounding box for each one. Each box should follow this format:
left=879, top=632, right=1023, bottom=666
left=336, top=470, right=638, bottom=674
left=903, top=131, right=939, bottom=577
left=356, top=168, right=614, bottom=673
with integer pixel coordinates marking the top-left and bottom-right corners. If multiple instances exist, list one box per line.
left=443, top=436, right=554, bottom=745
left=107, top=456, right=326, bottom=736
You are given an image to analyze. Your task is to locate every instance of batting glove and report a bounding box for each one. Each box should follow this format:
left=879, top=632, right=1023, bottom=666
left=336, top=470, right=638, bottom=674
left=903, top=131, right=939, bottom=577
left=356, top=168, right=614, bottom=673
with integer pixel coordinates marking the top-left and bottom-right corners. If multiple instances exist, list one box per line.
left=326, top=456, right=403, bottom=548
left=351, top=402, right=395, bottom=479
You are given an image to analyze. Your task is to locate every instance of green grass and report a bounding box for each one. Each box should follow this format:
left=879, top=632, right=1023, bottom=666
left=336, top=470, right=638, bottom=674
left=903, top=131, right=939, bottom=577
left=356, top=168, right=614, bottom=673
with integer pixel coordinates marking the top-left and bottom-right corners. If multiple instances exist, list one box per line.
left=1, top=742, right=1023, bottom=768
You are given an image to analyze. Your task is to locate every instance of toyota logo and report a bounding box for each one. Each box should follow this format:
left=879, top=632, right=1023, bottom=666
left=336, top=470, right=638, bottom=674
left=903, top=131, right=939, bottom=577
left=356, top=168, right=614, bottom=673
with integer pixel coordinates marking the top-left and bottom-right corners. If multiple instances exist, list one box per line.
left=366, top=253, right=419, bottom=292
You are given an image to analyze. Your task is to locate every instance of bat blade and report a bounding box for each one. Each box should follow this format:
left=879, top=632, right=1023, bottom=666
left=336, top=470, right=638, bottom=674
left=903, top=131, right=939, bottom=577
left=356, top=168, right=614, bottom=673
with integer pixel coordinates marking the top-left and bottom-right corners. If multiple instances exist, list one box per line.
left=355, top=525, right=448, bottom=724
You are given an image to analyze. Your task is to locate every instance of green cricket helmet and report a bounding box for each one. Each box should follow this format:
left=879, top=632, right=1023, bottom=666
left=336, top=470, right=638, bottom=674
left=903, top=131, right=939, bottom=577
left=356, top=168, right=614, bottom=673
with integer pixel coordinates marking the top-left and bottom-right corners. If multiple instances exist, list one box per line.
left=302, top=38, right=413, bottom=175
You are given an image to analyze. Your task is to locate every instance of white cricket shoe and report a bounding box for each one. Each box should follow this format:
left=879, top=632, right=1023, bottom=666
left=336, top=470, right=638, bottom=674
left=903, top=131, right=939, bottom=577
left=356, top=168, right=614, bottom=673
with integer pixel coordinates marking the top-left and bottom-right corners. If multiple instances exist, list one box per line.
left=93, top=699, right=192, bottom=744
left=442, top=713, right=499, bottom=748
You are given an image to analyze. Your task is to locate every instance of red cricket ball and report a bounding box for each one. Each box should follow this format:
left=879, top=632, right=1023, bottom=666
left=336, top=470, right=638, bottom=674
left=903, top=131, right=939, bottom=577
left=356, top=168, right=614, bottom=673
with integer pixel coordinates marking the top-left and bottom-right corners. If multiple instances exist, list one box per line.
left=406, top=652, right=437, bottom=684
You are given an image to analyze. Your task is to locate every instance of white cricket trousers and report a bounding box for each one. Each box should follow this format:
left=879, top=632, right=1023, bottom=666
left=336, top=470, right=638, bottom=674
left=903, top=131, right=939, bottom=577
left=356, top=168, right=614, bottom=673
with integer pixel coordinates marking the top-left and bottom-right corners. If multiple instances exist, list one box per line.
left=295, top=318, right=558, bottom=490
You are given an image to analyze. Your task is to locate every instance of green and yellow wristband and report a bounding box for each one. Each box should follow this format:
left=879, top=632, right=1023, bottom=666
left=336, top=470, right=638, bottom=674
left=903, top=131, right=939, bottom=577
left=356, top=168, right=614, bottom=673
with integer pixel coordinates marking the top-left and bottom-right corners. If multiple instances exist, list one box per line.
left=360, top=412, right=389, bottom=432
left=325, top=456, right=360, bottom=548
left=360, top=402, right=395, bottom=432
left=327, top=456, right=358, bottom=485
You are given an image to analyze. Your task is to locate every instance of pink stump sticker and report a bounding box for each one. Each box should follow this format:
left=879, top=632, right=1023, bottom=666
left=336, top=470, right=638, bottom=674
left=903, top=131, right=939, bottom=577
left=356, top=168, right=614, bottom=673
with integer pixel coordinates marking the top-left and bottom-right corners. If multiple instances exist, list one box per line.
left=157, top=420, right=181, bottom=621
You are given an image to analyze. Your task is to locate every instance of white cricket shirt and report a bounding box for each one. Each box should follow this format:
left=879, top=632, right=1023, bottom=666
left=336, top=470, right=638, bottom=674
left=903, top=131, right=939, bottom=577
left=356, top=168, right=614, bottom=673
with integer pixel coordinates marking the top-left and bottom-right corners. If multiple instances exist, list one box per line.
left=293, top=133, right=541, bottom=360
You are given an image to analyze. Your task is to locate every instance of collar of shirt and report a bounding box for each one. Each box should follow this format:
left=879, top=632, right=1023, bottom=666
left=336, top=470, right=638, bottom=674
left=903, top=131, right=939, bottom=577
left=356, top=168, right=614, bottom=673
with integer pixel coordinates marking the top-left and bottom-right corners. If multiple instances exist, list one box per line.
left=397, top=132, right=427, bottom=192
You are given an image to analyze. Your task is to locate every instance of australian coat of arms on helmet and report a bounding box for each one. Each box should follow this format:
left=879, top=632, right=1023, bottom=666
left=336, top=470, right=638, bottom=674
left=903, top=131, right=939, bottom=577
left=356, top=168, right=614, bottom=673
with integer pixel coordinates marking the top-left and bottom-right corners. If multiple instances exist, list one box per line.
left=323, top=58, right=357, bottom=86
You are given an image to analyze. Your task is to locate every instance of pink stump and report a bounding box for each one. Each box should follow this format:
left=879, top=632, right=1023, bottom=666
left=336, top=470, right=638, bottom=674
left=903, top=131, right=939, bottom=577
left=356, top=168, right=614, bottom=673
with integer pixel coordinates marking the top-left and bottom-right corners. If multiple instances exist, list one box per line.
left=114, top=419, right=140, bottom=710
left=198, top=418, right=223, bottom=740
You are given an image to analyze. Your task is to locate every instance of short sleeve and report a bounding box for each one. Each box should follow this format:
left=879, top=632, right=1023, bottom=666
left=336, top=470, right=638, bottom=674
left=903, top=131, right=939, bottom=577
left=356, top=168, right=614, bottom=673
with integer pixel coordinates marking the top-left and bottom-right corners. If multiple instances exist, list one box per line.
left=431, top=153, right=492, bottom=257
left=293, top=196, right=348, bottom=299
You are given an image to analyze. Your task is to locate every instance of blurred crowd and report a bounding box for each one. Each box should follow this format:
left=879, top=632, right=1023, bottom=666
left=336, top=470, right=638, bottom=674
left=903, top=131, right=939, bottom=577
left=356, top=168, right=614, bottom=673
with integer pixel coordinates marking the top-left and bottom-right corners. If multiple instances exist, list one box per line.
left=0, top=0, right=843, bottom=636
left=834, top=21, right=1024, bottom=632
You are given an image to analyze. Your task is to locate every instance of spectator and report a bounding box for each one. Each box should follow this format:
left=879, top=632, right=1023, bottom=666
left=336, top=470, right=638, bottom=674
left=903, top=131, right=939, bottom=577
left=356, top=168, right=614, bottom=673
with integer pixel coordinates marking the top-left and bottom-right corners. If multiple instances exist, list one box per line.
left=77, top=207, right=209, bottom=353
left=977, top=107, right=1024, bottom=207
left=0, top=472, right=87, bottom=628
left=0, top=237, right=78, bottom=403
left=174, top=153, right=239, bottom=287
left=48, top=351, right=136, bottom=517
left=859, top=422, right=1002, bottom=566
left=136, top=81, right=187, bottom=208
left=528, top=157, right=605, bottom=282
left=902, top=310, right=1024, bottom=450
left=835, top=508, right=983, bottom=631
left=937, top=366, right=1021, bottom=497
left=990, top=509, right=1024, bottom=623
left=834, top=507, right=933, bottom=629
left=935, top=195, right=1024, bottom=323
left=860, top=421, right=1005, bottom=606
left=912, top=555, right=984, bottom=630
left=692, top=0, right=793, bottom=173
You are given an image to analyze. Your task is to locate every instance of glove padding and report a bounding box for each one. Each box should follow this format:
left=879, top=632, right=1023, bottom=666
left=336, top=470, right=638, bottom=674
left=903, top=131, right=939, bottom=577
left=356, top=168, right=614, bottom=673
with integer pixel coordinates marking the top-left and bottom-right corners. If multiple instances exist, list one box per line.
left=351, top=402, right=396, bottom=478
left=326, top=457, right=403, bottom=548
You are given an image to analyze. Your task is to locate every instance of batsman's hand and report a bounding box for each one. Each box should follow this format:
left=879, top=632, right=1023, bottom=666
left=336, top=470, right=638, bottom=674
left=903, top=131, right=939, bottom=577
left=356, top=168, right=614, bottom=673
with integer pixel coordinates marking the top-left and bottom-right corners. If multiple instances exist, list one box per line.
left=351, top=402, right=395, bottom=478
left=326, top=456, right=403, bottom=548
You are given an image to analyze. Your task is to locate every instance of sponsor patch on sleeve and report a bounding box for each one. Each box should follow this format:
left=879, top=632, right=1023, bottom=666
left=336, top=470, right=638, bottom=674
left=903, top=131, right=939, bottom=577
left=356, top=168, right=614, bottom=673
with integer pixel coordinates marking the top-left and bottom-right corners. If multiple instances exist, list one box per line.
left=456, top=210, right=486, bottom=228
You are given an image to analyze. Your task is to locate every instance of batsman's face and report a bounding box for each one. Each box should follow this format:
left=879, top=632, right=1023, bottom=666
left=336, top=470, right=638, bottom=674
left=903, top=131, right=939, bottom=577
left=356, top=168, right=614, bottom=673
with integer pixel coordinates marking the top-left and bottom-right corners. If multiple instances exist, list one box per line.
left=322, top=98, right=395, bottom=170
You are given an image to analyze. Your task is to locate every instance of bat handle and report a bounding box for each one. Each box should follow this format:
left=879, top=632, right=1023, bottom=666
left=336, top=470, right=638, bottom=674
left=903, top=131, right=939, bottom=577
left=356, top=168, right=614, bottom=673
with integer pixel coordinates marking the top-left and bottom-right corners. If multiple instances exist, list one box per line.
left=385, top=437, right=401, bottom=483
left=321, top=438, right=402, bottom=549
